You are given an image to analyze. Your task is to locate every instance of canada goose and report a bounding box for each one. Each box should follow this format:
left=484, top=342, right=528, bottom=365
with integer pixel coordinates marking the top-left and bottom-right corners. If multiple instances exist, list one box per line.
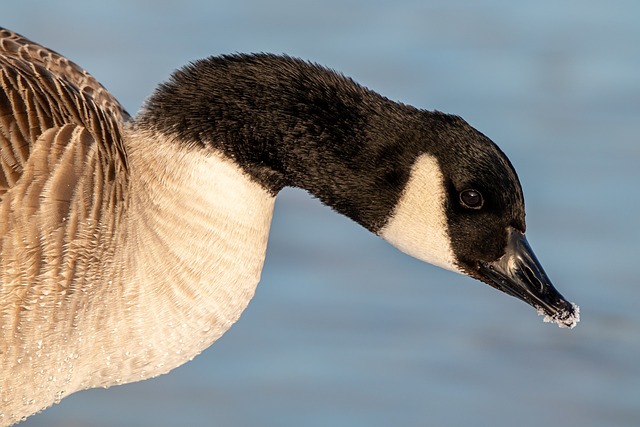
left=0, top=27, right=579, bottom=425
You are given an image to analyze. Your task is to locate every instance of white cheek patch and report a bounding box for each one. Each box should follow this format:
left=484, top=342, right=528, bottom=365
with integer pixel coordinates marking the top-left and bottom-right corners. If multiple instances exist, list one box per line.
left=379, top=154, right=461, bottom=274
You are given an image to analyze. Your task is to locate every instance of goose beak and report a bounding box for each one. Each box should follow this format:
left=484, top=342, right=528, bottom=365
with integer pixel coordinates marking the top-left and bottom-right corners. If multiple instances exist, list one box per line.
left=479, top=229, right=579, bottom=328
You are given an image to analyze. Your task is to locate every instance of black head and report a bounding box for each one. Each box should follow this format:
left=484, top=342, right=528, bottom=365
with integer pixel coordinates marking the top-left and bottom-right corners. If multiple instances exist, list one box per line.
left=136, top=53, right=578, bottom=327
left=381, top=113, right=578, bottom=328
left=430, top=114, right=526, bottom=267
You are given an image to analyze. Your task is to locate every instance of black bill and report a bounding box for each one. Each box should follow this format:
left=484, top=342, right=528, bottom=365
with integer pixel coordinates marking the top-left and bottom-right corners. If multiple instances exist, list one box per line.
left=479, top=228, right=579, bottom=328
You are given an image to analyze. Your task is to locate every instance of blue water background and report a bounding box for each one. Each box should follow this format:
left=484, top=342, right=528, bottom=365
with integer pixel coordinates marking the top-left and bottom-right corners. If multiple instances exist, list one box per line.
left=4, top=1, right=639, bottom=426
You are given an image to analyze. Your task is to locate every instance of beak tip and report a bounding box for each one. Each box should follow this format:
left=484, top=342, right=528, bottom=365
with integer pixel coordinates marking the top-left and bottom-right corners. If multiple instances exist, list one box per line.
left=538, top=301, right=580, bottom=329
left=480, top=229, right=580, bottom=330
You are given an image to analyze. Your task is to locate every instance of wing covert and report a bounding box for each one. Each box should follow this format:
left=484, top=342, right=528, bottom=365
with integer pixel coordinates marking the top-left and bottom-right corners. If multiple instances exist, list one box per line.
left=0, top=27, right=128, bottom=201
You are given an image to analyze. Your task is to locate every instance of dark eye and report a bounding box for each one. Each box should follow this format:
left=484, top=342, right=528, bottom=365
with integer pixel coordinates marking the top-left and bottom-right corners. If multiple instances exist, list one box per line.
left=460, top=189, right=483, bottom=209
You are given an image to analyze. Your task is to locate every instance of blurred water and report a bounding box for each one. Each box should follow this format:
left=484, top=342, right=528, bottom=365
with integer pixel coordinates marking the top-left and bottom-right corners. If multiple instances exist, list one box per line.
left=4, top=1, right=640, bottom=426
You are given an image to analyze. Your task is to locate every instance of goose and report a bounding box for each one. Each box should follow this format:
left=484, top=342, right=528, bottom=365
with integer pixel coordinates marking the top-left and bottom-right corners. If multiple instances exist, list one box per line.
left=0, top=27, right=579, bottom=425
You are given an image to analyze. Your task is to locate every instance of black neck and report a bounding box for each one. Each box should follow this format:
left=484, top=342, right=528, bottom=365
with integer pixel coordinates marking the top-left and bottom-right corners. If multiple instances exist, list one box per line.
left=135, top=54, right=434, bottom=232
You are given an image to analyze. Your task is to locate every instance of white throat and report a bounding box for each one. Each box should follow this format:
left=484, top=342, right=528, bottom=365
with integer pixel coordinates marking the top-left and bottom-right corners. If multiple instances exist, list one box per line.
left=379, top=154, right=461, bottom=274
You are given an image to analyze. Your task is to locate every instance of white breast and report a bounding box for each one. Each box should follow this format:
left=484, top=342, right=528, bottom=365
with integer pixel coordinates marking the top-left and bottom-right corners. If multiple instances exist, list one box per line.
left=120, top=130, right=277, bottom=376
left=0, top=130, right=276, bottom=424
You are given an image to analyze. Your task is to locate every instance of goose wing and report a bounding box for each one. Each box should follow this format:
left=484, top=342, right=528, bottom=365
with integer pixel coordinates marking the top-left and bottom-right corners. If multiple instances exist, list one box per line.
left=0, top=28, right=129, bottom=121
left=0, top=27, right=128, bottom=201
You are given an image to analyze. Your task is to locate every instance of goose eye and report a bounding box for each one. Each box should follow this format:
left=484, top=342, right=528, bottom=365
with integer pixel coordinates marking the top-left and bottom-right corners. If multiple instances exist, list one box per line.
left=460, top=189, right=483, bottom=209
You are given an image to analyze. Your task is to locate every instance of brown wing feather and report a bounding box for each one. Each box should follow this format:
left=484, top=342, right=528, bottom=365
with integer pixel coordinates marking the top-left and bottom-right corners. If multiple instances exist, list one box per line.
left=0, top=27, right=128, bottom=201
left=0, top=28, right=130, bottom=121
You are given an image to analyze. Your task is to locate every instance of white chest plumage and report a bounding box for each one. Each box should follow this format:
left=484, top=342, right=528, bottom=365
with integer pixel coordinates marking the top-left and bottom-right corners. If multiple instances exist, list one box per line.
left=0, top=131, right=276, bottom=424
left=117, top=131, right=276, bottom=378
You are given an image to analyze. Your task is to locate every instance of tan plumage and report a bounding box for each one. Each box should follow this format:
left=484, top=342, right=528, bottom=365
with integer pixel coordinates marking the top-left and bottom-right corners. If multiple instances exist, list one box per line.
left=0, top=28, right=275, bottom=425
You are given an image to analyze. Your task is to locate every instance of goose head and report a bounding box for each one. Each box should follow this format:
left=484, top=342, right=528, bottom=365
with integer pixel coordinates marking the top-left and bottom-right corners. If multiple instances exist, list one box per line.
left=379, top=114, right=579, bottom=328
left=138, top=54, right=579, bottom=328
